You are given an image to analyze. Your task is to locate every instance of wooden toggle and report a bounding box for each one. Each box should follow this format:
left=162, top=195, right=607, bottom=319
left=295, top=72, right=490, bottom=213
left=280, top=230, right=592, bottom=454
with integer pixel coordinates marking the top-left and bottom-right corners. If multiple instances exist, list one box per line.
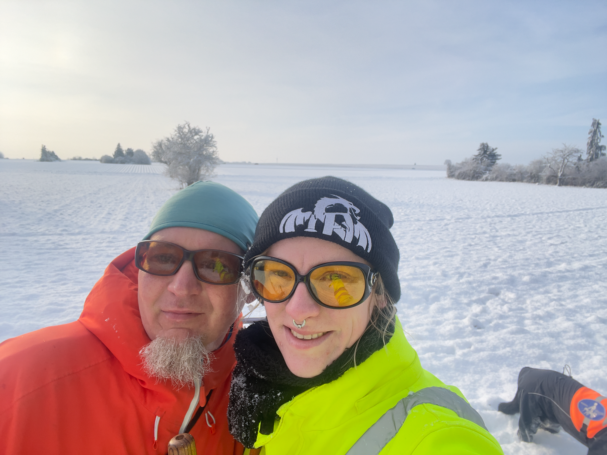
left=168, top=433, right=197, bottom=455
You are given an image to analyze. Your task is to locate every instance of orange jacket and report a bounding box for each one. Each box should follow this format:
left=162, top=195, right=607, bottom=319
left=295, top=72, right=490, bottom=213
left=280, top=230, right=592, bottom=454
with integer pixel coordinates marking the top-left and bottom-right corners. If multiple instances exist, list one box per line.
left=0, top=248, right=244, bottom=455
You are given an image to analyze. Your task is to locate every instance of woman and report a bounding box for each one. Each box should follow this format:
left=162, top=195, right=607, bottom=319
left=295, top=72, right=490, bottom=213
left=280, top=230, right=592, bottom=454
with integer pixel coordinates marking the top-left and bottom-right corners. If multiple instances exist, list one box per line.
left=228, top=176, right=503, bottom=454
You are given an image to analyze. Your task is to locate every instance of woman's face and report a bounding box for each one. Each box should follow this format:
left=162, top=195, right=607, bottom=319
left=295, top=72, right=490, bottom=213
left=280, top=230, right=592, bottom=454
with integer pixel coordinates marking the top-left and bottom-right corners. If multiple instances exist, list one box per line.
left=263, top=237, right=375, bottom=378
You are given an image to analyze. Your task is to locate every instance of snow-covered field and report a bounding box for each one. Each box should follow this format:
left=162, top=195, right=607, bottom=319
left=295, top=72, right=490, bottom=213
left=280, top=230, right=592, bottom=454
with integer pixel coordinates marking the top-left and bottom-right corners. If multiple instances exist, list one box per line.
left=1, top=159, right=606, bottom=454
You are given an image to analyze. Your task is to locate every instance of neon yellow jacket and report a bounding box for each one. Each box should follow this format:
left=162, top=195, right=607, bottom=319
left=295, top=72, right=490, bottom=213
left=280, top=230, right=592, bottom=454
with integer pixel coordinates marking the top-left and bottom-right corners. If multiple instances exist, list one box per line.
left=248, top=318, right=503, bottom=455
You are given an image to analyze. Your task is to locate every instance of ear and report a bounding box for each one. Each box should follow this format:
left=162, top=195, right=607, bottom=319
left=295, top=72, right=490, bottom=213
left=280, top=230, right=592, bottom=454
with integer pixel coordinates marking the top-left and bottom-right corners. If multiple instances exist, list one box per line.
left=373, top=292, right=387, bottom=310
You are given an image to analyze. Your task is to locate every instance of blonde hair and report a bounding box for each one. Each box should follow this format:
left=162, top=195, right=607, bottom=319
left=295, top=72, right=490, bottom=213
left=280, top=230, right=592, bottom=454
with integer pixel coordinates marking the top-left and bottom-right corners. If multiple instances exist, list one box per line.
left=346, top=274, right=396, bottom=367
left=368, top=274, right=397, bottom=344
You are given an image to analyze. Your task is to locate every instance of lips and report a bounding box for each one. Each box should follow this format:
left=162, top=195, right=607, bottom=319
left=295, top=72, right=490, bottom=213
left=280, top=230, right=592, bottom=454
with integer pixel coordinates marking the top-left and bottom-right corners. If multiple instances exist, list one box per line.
left=160, top=310, right=202, bottom=322
left=290, top=329, right=325, bottom=340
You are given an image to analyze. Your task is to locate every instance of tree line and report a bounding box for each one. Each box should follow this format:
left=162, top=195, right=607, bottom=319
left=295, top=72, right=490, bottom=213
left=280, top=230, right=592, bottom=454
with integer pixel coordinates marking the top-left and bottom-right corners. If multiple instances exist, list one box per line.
left=100, top=144, right=151, bottom=165
left=446, top=119, right=607, bottom=188
left=36, top=144, right=151, bottom=164
left=33, top=122, right=217, bottom=189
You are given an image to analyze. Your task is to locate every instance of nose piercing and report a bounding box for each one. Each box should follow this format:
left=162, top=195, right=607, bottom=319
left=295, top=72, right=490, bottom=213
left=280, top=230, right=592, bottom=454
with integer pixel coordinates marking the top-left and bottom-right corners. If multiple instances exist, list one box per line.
left=293, top=319, right=306, bottom=329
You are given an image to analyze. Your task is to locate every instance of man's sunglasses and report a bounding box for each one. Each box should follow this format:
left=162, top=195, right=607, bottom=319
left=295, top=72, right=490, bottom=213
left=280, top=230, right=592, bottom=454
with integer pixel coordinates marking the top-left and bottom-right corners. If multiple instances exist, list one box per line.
left=248, top=256, right=378, bottom=309
left=135, top=241, right=243, bottom=285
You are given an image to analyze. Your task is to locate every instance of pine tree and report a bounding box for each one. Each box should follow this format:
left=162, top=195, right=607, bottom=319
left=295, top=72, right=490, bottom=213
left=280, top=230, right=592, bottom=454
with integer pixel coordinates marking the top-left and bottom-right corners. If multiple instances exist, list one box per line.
left=472, top=143, right=501, bottom=169
left=40, top=145, right=60, bottom=161
left=586, top=119, right=606, bottom=162
left=113, top=143, right=125, bottom=159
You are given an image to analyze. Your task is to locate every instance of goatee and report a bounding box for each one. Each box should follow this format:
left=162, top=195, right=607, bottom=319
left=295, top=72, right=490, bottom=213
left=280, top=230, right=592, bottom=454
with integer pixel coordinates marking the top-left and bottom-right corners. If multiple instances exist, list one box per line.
left=140, top=336, right=212, bottom=389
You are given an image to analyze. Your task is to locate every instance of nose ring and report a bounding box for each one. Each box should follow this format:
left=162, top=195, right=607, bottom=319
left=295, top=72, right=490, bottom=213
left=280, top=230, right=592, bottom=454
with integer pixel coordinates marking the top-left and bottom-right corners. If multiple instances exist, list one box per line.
left=293, top=319, right=306, bottom=329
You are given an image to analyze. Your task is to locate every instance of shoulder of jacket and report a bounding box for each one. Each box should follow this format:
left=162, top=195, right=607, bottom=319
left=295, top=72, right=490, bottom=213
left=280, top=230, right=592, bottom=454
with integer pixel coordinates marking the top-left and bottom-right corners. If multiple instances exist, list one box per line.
left=0, top=321, right=112, bottom=414
left=386, top=402, right=503, bottom=454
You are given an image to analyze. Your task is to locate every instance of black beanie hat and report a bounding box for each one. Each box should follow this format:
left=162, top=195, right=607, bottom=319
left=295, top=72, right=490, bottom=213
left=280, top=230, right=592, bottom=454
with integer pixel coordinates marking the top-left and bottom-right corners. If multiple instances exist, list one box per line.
left=244, top=176, right=401, bottom=303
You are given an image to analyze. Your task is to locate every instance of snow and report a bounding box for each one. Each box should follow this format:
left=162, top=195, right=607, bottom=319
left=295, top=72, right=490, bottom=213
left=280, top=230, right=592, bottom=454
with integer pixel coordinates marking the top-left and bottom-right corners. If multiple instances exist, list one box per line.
left=2, top=159, right=606, bottom=454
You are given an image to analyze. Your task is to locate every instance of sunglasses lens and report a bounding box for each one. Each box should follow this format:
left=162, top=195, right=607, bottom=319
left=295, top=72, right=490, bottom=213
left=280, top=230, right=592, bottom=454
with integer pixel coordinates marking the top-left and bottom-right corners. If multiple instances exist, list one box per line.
left=309, top=265, right=366, bottom=308
left=252, top=259, right=296, bottom=301
left=194, top=251, right=241, bottom=284
left=136, top=241, right=183, bottom=275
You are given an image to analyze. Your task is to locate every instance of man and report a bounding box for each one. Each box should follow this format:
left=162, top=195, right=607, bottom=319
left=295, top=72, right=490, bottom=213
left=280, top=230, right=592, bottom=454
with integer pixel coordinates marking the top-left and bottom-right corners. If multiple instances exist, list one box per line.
left=0, top=181, right=258, bottom=454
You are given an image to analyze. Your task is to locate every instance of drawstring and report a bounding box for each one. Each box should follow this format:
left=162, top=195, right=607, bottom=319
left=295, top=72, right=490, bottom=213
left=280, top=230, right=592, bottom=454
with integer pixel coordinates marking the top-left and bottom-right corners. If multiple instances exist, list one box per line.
left=205, top=411, right=217, bottom=435
left=179, top=376, right=201, bottom=434
left=163, top=330, right=234, bottom=439
left=153, top=415, right=161, bottom=449
left=185, top=389, right=214, bottom=434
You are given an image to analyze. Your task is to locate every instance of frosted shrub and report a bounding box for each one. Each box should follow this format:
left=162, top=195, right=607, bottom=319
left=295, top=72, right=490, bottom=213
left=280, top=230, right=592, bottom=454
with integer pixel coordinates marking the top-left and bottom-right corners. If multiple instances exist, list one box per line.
left=152, top=122, right=218, bottom=187
left=132, top=149, right=151, bottom=165
left=575, top=157, right=607, bottom=188
left=525, top=159, right=546, bottom=183
left=452, top=159, right=486, bottom=181
left=483, top=163, right=515, bottom=182
left=99, top=149, right=151, bottom=165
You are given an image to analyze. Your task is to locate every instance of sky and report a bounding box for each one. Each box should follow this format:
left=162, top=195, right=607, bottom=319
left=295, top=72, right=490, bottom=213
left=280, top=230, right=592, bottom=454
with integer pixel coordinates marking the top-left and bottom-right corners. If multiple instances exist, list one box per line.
left=0, top=0, right=606, bottom=165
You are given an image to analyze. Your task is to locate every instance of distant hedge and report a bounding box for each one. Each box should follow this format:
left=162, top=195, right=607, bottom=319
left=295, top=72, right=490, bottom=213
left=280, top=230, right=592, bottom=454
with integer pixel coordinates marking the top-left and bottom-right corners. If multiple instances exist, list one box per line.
left=100, top=149, right=151, bottom=165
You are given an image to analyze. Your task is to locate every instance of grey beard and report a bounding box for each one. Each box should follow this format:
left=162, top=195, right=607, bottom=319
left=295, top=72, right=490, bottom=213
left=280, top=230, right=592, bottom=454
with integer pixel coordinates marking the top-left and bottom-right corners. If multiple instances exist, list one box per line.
left=140, top=336, right=212, bottom=389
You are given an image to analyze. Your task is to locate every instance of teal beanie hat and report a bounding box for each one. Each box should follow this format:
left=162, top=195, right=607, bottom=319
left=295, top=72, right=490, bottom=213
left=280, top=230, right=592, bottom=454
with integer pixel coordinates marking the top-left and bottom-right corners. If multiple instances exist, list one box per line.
left=143, top=181, right=258, bottom=252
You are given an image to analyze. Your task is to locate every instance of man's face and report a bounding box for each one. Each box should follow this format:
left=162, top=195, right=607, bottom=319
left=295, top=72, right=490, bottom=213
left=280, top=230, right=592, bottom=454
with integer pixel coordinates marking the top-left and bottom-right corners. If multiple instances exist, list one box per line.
left=138, top=227, right=242, bottom=350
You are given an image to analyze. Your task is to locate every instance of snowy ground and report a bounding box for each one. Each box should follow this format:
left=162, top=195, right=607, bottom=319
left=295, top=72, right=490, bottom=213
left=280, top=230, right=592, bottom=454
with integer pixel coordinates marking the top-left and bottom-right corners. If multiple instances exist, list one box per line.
left=1, top=159, right=606, bottom=454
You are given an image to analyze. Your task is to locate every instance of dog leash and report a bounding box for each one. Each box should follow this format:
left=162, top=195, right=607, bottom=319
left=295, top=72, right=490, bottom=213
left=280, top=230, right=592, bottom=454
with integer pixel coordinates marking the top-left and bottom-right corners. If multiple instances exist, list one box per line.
left=527, top=392, right=572, bottom=419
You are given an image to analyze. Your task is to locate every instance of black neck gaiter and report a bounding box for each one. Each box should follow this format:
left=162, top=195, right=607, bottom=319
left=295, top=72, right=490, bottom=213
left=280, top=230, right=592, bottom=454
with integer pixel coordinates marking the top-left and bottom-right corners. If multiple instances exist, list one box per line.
left=228, top=318, right=394, bottom=448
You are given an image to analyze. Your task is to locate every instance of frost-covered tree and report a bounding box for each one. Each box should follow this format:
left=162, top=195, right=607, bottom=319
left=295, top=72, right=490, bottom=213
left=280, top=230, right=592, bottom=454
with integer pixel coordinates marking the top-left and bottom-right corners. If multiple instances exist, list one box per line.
left=40, top=145, right=60, bottom=162
left=586, top=119, right=606, bottom=162
left=152, top=122, right=218, bottom=187
left=544, top=144, right=582, bottom=186
left=444, top=160, right=454, bottom=178
left=452, top=158, right=486, bottom=180
left=472, top=143, right=501, bottom=169
left=125, top=148, right=135, bottom=158
left=132, top=149, right=151, bottom=165
left=113, top=143, right=125, bottom=159
left=0, top=151, right=4, bottom=159
left=526, top=159, right=546, bottom=184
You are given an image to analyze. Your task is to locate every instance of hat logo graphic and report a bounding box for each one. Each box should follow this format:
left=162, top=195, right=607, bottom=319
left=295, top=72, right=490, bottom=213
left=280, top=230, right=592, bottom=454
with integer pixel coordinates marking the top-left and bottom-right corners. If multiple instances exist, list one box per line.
left=279, top=195, right=372, bottom=252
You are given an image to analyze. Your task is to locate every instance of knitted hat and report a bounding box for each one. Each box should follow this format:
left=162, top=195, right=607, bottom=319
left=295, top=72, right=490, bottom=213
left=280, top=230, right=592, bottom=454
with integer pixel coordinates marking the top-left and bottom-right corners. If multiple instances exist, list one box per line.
left=244, top=176, right=401, bottom=302
left=143, top=181, right=258, bottom=252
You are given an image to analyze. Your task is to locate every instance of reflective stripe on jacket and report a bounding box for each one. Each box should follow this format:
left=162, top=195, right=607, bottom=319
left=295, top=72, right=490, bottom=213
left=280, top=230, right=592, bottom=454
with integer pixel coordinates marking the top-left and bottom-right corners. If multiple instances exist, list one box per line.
left=253, top=318, right=503, bottom=455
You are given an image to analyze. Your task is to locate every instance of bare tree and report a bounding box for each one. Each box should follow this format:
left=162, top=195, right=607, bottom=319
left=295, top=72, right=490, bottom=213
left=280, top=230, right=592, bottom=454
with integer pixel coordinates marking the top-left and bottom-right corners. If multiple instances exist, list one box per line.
left=544, top=144, right=582, bottom=186
left=152, top=122, right=218, bottom=187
